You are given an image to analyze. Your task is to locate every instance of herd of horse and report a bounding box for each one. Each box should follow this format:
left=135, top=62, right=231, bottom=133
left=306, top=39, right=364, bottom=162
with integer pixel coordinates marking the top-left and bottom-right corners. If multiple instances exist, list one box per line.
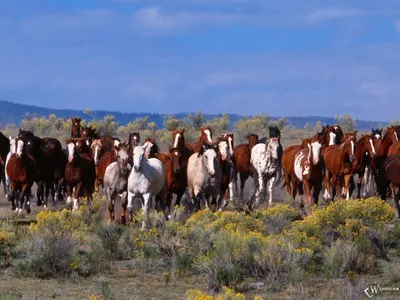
left=0, top=117, right=400, bottom=226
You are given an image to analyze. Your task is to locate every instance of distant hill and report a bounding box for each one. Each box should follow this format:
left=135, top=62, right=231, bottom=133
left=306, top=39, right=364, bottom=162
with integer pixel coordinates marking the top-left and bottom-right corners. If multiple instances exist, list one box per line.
left=0, top=100, right=386, bottom=130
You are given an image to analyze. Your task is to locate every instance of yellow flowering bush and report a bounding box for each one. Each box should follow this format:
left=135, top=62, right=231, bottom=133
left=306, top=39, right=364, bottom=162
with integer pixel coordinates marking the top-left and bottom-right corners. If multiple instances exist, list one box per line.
left=0, top=220, right=18, bottom=267
left=186, top=287, right=257, bottom=300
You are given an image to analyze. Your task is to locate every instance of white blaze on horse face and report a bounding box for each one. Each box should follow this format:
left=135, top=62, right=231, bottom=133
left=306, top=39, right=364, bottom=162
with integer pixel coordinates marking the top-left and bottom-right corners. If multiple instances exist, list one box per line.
left=311, top=141, right=322, bottom=165
left=93, top=146, right=99, bottom=164
left=173, top=133, right=181, bottom=148
left=114, top=140, right=120, bottom=147
left=395, top=132, right=398, bottom=142
left=204, top=129, right=212, bottom=144
left=369, top=139, right=376, bottom=156
left=67, top=143, right=75, bottom=163
left=204, top=149, right=216, bottom=176
left=329, top=132, right=336, bottom=145
left=375, top=134, right=381, bottom=139
left=218, top=141, right=228, bottom=161
left=228, top=136, right=233, bottom=156
left=174, top=151, right=179, bottom=156
left=16, top=140, right=24, bottom=157
left=9, top=138, right=17, bottom=154
left=351, top=140, right=355, bottom=156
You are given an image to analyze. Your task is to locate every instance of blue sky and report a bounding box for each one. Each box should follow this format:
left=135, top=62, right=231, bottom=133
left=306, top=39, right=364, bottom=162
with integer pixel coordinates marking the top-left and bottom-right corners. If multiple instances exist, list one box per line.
left=1, top=0, right=400, bottom=121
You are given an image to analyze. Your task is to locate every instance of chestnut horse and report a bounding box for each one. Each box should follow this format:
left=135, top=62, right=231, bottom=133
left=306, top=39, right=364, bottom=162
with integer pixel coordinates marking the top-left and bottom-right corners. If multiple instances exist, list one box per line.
left=95, top=144, right=118, bottom=192
left=323, top=132, right=357, bottom=201
left=351, top=134, right=377, bottom=198
left=171, top=128, right=195, bottom=170
left=81, top=126, right=100, bottom=147
left=233, top=134, right=259, bottom=200
left=65, top=138, right=96, bottom=210
left=128, top=132, right=140, bottom=165
left=186, top=126, right=213, bottom=153
left=293, top=134, right=323, bottom=213
left=70, top=117, right=82, bottom=138
left=164, top=147, right=187, bottom=217
left=6, top=138, right=37, bottom=214
left=383, top=155, right=400, bottom=218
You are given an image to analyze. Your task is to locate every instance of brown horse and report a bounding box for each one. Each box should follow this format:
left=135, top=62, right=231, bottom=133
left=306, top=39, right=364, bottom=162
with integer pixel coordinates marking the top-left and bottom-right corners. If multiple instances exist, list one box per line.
left=171, top=128, right=195, bottom=170
left=232, top=134, right=259, bottom=200
left=186, top=126, right=213, bottom=153
left=64, top=138, right=96, bottom=210
left=127, top=132, right=140, bottom=165
left=81, top=126, right=100, bottom=147
left=0, top=131, right=10, bottom=195
left=70, top=117, right=82, bottom=138
left=164, top=147, right=187, bottom=217
left=383, top=155, right=400, bottom=218
left=323, top=132, right=357, bottom=201
left=95, top=144, right=118, bottom=192
left=90, top=139, right=104, bottom=192
left=293, top=134, right=323, bottom=213
left=351, top=134, right=377, bottom=198
left=6, top=138, right=37, bottom=214
left=100, top=135, right=120, bottom=153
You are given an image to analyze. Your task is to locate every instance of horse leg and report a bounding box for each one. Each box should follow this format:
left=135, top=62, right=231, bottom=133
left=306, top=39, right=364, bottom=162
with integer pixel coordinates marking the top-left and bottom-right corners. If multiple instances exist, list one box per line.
left=312, top=178, right=322, bottom=206
left=284, top=172, right=292, bottom=196
left=303, top=179, right=311, bottom=214
left=9, top=183, right=16, bottom=210
left=394, top=188, right=400, bottom=219
left=155, top=188, right=166, bottom=216
left=106, top=187, right=114, bottom=222
left=126, top=191, right=134, bottom=221
left=65, top=183, right=73, bottom=208
left=164, top=191, right=173, bottom=219
left=344, top=174, right=352, bottom=200
left=119, top=191, right=128, bottom=225
left=141, top=192, right=152, bottom=228
left=268, top=176, right=276, bottom=206
left=330, top=174, right=337, bottom=201
left=291, top=177, right=298, bottom=201
left=239, top=172, right=249, bottom=201
left=323, top=170, right=331, bottom=201
left=73, top=182, right=82, bottom=211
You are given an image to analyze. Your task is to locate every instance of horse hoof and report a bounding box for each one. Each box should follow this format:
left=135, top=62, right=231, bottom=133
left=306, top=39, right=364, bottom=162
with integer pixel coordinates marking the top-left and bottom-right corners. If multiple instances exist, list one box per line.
left=43, top=205, right=47, bottom=210
left=26, top=206, right=31, bottom=214
left=11, top=204, right=16, bottom=211
left=120, top=216, right=126, bottom=225
left=37, top=200, right=42, bottom=207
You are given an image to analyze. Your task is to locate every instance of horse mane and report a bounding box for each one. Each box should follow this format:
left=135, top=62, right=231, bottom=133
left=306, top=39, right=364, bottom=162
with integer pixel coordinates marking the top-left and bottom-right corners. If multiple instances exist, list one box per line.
left=144, top=137, right=160, bottom=154
left=198, top=143, right=216, bottom=157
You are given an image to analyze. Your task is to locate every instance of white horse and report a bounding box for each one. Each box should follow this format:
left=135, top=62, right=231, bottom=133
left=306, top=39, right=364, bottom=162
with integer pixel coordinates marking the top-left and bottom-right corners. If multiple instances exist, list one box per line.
left=4, top=136, right=17, bottom=199
left=127, top=145, right=166, bottom=228
left=187, top=145, right=222, bottom=211
left=250, top=137, right=280, bottom=206
left=104, top=143, right=130, bottom=223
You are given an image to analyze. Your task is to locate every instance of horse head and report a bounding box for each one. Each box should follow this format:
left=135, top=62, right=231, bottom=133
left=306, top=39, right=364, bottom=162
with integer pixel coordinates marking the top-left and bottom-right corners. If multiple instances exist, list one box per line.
left=200, top=144, right=218, bottom=177
left=66, top=138, right=78, bottom=163
left=216, top=137, right=229, bottom=161
left=200, top=126, right=213, bottom=145
left=266, top=137, right=279, bottom=161
left=362, top=134, right=377, bottom=158
left=115, top=142, right=129, bottom=174
left=70, top=117, right=82, bottom=138
left=269, top=126, right=281, bottom=140
left=90, top=139, right=103, bottom=166
left=129, top=132, right=140, bottom=148
left=172, top=128, right=185, bottom=148
left=133, top=145, right=147, bottom=173
left=308, top=135, right=322, bottom=165
left=341, top=132, right=357, bottom=163
left=169, top=147, right=182, bottom=174
left=371, top=128, right=382, bottom=140
left=220, top=133, right=234, bottom=156
left=384, top=126, right=398, bottom=144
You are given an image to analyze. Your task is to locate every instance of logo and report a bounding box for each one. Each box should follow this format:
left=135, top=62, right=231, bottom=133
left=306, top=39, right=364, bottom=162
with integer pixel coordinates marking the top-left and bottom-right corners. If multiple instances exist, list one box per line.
left=363, top=283, right=400, bottom=299
left=364, top=283, right=381, bottom=299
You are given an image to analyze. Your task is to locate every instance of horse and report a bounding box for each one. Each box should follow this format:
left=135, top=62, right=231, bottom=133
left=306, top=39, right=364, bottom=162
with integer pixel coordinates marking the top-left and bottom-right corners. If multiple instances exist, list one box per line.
left=322, top=132, right=357, bottom=201
left=64, top=138, right=96, bottom=210
left=100, top=135, right=120, bottom=153
left=372, top=128, right=383, bottom=140
left=171, top=128, right=194, bottom=170
left=186, top=126, right=213, bottom=153
left=164, top=147, right=187, bottom=217
left=103, top=142, right=130, bottom=223
left=70, top=117, right=82, bottom=138
left=293, top=134, right=323, bottom=213
left=351, top=134, right=377, bottom=199
left=6, top=138, right=37, bottom=215
left=95, top=144, right=118, bottom=192
left=250, top=137, right=280, bottom=206
left=127, top=145, right=167, bottom=228
left=383, top=155, right=400, bottom=218
left=128, top=132, right=141, bottom=165
left=143, top=137, right=169, bottom=163
left=186, top=144, right=222, bottom=212
left=0, top=131, right=10, bottom=195
left=258, top=126, right=283, bottom=183
left=216, top=136, right=235, bottom=209
left=81, top=126, right=100, bottom=147
left=232, top=134, right=259, bottom=200
left=4, top=136, right=17, bottom=199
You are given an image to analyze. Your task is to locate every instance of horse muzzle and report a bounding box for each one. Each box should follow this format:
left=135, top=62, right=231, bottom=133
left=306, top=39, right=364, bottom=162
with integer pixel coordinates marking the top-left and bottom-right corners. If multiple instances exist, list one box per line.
left=174, top=167, right=181, bottom=174
left=134, top=166, right=141, bottom=173
left=68, top=156, right=74, bottom=163
left=350, top=155, right=356, bottom=163
left=209, top=171, right=215, bottom=177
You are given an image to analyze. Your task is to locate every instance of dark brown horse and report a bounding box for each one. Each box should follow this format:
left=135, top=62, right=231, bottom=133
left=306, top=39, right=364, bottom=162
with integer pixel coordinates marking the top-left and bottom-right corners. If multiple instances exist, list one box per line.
left=383, top=155, right=400, bottom=218
left=216, top=135, right=235, bottom=209
left=70, top=117, right=82, bottom=138
left=0, top=131, right=10, bottom=195
left=323, top=132, right=357, bottom=201
left=100, top=135, right=120, bottom=153
left=164, top=147, right=187, bottom=217
left=6, top=138, right=37, bottom=214
left=127, top=132, right=140, bottom=165
left=233, top=134, right=259, bottom=200
left=64, top=138, right=96, bottom=210
left=81, top=126, right=100, bottom=147
left=351, top=134, right=377, bottom=199
left=171, top=128, right=195, bottom=170
left=293, top=134, right=323, bottom=213
left=186, top=126, right=213, bottom=153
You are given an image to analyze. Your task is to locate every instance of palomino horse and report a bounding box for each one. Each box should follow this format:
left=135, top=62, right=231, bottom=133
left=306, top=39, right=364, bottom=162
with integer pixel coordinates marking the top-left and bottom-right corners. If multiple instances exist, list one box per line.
left=233, top=134, right=259, bottom=200
left=70, top=117, right=82, bottom=138
left=383, top=155, right=400, bottom=218
left=6, top=138, right=37, bottom=214
left=323, top=132, right=357, bottom=201
left=186, top=126, right=213, bottom=153
left=186, top=144, right=222, bottom=211
left=0, top=131, right=10, bottom=195
left=293, top=134, right=323, bottom=213
left=216, top=136, right=235, bottom=209
left=164, top=147, right=187, bottom=217
left=127, top=145, right=167, bottom=228
left=351, top=134, right=377, bottom=198
left=171, top=128, right=194, bottom=170
left=103, top=143, right=130, bottom=223
left=65, top=138, right=96, bottom=210
left=250, top=137, right=280, bottom=206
